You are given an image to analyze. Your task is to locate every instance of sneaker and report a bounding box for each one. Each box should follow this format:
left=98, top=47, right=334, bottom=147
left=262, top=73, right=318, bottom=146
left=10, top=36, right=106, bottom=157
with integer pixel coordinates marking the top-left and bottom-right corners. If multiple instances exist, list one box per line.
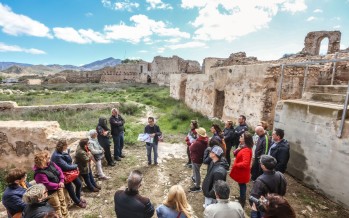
left=95, top=185, right=101, bottom=190
left=99, top=176, right=110, bottom=180
left=120, top=154, right=126, bottom=158
left=76, top=201, right=87, bottom=208
left=189, top=186, right=201, bottom=192
left=154, top=162, right=158, bottom=165
left=108, top=162, right=116, bottom=166
left=92, top=188, right=99, bottom=192
left=80, top=198, right=86, bottom=203
left=115, top=157, right=121, bottom=161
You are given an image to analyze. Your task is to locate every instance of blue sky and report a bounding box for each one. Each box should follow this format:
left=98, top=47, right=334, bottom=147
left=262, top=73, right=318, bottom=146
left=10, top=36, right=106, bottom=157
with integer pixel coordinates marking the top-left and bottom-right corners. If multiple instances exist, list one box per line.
left=0, top=0, right=348, bottom=65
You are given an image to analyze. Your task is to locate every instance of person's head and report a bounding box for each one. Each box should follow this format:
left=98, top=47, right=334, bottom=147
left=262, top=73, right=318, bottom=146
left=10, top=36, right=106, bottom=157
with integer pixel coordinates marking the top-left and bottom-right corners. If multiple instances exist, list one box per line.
left=127, top=170, right=143, bottom=192
left=213, top=180, right=230, bottom=200
left=98, top=117, right=108, bottom=127
left=164, top=185, right=192, bottom=217
left=239, top=132, right=254, bottom=148
left=209, top=137, right=222, bottom=148
left=79, top=138, right=89, bottom=149
left=56, top=139, right=68, bottom=153
left=111, top=108, right=119, bottom=116
left=238, top=115, right=246, bottom=125
left=210, top=124, right=222, bottom=134
left=255, top=126, right=265, bottom=137
left=195, top=127, right=207, bottom=138
left=260, top=155, right=277, bottom=171
left=259, top=121, right=268, bottom=130
left=23, top=184, right=48, bottom=204
left=148, top=117, right=155, bottom=127
left=272, top=128, right=284, bottom=142
left=89, top=129, right=98, bottom=139
left=190, top=120, right=198, bottom=129
left=5, top=168, right=27, bottom=185
left=209, top=146, right=223, bottom=162
left=263, top=194, right=296, bottom=218
left=34, top=151, right=50, bottom=169
left=225, top=120, right=233, bottom=128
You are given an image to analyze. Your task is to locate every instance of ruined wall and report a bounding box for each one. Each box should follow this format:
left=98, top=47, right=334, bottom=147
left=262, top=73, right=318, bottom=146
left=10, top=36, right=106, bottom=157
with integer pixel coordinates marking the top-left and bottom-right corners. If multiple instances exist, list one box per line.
left=202, top=58, right=226, bottom=75
left=302, top=31, right=341, bottom=55
left=274, top=100, right=349, bottom=208
left=100, top=62, right=150, bottom=83
left=56, top=70, right=101, bottom=83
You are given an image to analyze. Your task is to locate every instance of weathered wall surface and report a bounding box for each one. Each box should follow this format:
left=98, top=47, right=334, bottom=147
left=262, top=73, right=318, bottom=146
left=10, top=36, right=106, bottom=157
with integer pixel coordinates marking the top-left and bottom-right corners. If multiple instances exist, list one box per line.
left=0, top=121, right=84, bottom=169
left=100, top=62, right=150, bottom=83
left=274, top=100, right=349, bottom=208
left=56, top=70, right=101, bottom=83
left=0, top=101, right=120, bottom=113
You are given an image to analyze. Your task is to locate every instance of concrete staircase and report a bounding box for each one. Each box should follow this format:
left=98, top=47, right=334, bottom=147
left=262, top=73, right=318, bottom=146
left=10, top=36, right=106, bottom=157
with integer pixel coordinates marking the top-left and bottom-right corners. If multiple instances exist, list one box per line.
left=303, top=85, right=348, bottom=104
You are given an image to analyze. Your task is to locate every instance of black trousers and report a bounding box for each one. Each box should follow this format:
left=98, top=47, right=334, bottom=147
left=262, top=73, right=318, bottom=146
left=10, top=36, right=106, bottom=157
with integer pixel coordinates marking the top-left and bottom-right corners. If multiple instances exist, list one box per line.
left=99, top=138, right=113, bottom=164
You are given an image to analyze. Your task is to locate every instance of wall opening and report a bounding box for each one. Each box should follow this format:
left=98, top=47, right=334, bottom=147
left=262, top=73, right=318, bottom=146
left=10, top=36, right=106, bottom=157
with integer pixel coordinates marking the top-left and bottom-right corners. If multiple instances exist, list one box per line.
left=140, top=66, right=143, bottom=73
left=179, top=79, right=187, bottom=101
left=318, top=37, right=329, bottom=55
left=214, top=90, right=225, bottom=118
left=147, top=75, right=152, bottom=83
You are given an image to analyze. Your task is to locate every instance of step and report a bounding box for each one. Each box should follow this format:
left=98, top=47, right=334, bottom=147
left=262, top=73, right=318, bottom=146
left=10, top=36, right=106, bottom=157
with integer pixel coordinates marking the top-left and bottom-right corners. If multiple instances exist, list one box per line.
left=308, top=85, right=348, bottom=95
left=303, top=92, right=346, bottom=104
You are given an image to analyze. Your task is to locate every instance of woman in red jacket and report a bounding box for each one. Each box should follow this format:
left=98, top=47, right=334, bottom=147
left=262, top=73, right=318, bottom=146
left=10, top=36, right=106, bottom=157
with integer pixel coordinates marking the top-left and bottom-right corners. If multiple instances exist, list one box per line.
left=230, top=132, right=253, bottom=208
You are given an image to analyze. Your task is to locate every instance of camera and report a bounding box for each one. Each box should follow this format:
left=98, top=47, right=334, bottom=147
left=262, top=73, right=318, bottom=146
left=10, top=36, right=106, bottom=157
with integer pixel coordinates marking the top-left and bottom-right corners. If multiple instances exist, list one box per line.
left=249, top=196, right=267, bottom=212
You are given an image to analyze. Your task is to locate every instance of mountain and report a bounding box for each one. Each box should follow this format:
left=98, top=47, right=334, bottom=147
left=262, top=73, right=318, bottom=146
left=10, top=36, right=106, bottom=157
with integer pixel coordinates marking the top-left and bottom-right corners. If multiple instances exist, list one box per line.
left=2, top=65, right=27, bottom=74
left=0, top=62, right=32, bottom=71
left=81, top=57, right=122, bottom=71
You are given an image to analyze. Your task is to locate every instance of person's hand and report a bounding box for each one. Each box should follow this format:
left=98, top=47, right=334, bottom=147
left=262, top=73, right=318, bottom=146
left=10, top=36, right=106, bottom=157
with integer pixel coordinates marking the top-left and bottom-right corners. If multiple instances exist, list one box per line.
left=103, top=131, right=108, bottom=136
left=59, top=182, right=64, bottom=188
left=151, top=133, right=156, bottom=137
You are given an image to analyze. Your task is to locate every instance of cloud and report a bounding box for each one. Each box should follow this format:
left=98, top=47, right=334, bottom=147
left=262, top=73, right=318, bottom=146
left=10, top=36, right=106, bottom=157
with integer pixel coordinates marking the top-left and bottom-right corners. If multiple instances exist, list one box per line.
left=0, top=42, right=46, bottom=54
left=146, top=0, right=173, bottom=10
left=104, top=14, right=190, bottom=43
left=0, top=3, right=51, bottom=38
left=138, top=50, right=148, bottom=53
left=306, top=16, right=316, bottom=21
left=332, top=17, right=341, bottom=21
left=53, top=27, right=110, bottom=44
left=181, top=0, right=307, bottom=41
left=85, top=12, right=93, bottom=17
left=164, top=38, right=181, bottom=43
left=313, top=9, right=323, bottom=13
left=101, top=0, right=139, bottom=12
left=167, top=41, right=206, bottom=50
left=333, top=25, right=341, bottom=29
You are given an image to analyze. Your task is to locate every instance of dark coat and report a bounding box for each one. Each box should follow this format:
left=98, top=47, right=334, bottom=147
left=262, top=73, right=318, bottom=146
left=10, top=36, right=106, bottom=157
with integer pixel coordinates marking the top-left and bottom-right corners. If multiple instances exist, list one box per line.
left=223, top=126, right=235, bottom=148
left=114, top=189, right=155, bottom=218
left=22, top=200, right=54, bottom=218
left=250, top=171, right=287, bottom=202
left=144, top=124, right=162, bottom=144
left=110, top=115, right=125, bottom=136
left=254, top=134, right=270, bottom=159
left=202, top=158, right=229, bottom=198
left=51, top=150, right=78, bottom=172
left=2, top=183, right=29, bottom=216
left=75, top=146, right=91, bottom=174
left=189, top=136, right=208, bottom=164
left=269, top=139, right=290, bottom=173
left=232, top=124, right=248, bottom=147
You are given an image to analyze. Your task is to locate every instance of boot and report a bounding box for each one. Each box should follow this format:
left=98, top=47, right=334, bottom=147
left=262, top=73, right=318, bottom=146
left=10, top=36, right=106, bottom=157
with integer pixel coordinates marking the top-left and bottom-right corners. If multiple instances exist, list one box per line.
left=239, top=196, right=246, bottom=208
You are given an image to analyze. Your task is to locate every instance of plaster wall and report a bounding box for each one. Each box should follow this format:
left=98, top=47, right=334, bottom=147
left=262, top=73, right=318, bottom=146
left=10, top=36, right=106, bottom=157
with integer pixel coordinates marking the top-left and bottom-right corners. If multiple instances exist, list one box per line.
left=274, top=100, right=349, bottom=208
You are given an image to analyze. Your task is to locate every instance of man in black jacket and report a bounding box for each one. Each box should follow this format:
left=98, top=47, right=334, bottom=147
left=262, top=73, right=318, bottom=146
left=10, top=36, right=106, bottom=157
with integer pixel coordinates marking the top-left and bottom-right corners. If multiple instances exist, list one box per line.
left=110, top=108, right=125, bottom=161
left=251, top=126, right=270, bottom=181
left=114, top=170, right=154, bottom=218
left=144, top=117, right=162, bottom=165
left=250, top=155, right=287, bottom=218
left=268, top=128, right=290, bottom=173
left=232, top=115, right=248, bottom=148
left=223, top=120, right=235, bottom=166
left=202, top=146, right=229, bottom=208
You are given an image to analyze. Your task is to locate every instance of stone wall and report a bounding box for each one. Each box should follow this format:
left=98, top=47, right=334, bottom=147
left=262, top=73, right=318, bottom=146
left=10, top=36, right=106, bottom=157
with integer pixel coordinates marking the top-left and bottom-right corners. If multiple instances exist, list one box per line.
left=55, top=70, right=101, bottom=83
left=274, top=100, right=349, bottom=208
left=100, top=62, right=150, bottom=83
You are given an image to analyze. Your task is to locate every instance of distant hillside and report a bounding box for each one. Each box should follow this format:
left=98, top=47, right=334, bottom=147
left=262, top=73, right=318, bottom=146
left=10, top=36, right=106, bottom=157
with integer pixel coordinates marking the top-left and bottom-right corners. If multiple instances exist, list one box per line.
left=81, top=57, right=122, bottom=71
left=0, top=62, right=32, bottom=71
left=2, top=65, right=27, bottom=74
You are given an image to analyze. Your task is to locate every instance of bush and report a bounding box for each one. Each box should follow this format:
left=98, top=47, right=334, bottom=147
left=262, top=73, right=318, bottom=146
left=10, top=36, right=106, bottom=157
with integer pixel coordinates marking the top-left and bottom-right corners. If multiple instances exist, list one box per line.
left=119, top=102, right=143, bottom=116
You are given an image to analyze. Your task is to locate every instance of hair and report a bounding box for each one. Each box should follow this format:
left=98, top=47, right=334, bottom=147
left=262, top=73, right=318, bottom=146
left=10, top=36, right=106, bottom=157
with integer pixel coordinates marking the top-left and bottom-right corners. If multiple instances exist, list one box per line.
left=43, top=212, right=59, bottom=218
left=163, top=185, right=193, bottom=218
left=5, top=168, right=27, bottom=185
left=89, top=129, right=97, bottom=137
left=226, top=120, right=233, bottom=126
left=259, top=121, right=268, bottom=130
left=209, top=137, right=222, bottom=148
left=264, top=194, right=296, bottom=218
left=34, top=151, right=49, bottom=168
left=242, top=132, right=254, bottom=148
left=22, top=184, right=46, bottom=204
left=260, top=155, right=277, bottom=170
left=191, top=120, right=199, bottom=129
left=56, top=139, right=67, bottom=153
left=127, top=170, right=143, bottom=191
left=213, top=180, right=230, bottom=199
left=240, top=115, right=246, bottom=121
left=111, top=108, right=119, bottom=114
left=274, top=128, right=285, bottom=139
left=148, top=117, right=154, bottom=121
left=79, top=138, right=89, bottom=148
left=211, top=124, right=223, bottom=139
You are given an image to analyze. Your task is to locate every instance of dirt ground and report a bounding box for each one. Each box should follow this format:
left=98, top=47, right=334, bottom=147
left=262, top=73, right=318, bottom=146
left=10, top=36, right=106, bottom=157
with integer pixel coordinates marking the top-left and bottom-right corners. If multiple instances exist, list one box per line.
left=68, top=141, right=349, bottom=218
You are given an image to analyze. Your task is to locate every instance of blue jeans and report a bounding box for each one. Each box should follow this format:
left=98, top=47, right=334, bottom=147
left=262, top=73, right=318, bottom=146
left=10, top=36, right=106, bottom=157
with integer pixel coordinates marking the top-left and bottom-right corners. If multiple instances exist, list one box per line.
left=251, top=210, right=263, bottom=218
left=146, top=142, right=158, bottom=164
left=113, top=132, right=124, bottom=158
left=238, top=183, right=247, bottom=201
left=65, top=177, right=82, bottom=204
left=81, top=171, right=98, bottom=191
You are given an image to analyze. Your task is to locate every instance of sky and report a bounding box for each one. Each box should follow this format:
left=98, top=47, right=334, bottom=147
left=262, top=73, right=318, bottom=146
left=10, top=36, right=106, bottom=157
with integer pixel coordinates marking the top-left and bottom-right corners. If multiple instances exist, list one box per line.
left=0, top=0, right=348, bottom=66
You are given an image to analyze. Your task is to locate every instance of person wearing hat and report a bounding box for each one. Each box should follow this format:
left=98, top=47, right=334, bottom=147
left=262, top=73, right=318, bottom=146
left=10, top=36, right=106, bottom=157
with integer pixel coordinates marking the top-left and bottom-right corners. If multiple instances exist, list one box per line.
left=189, top=127, right=208, bottom=192
left=202, top=146, right=229, bottom=208
left=249, top=155, right=287, bottom=218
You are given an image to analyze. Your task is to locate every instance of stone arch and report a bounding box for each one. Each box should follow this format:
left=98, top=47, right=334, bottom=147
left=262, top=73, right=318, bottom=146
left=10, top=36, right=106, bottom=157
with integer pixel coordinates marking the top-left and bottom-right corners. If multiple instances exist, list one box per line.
left=179, top=79, right=187, bottom=101
left=302, top=31, right=341, bottom=55
left=213, top=89, right=225, bottom=119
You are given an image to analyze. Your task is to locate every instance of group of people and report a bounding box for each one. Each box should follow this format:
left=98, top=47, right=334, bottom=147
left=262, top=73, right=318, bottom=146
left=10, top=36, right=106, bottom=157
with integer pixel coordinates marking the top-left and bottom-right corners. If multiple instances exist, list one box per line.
left=1, top=110, right=295, bottom=218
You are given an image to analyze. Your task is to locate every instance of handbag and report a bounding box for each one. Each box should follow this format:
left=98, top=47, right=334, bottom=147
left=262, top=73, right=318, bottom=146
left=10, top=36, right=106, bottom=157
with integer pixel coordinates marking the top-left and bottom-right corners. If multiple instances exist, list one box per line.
left=63, top=169, right=79, bottom=184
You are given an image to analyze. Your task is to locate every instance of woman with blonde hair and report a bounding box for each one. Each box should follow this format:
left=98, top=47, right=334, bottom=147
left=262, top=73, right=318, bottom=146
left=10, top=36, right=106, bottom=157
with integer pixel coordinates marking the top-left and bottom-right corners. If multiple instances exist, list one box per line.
left=156, top=185, right=193, bottom=218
